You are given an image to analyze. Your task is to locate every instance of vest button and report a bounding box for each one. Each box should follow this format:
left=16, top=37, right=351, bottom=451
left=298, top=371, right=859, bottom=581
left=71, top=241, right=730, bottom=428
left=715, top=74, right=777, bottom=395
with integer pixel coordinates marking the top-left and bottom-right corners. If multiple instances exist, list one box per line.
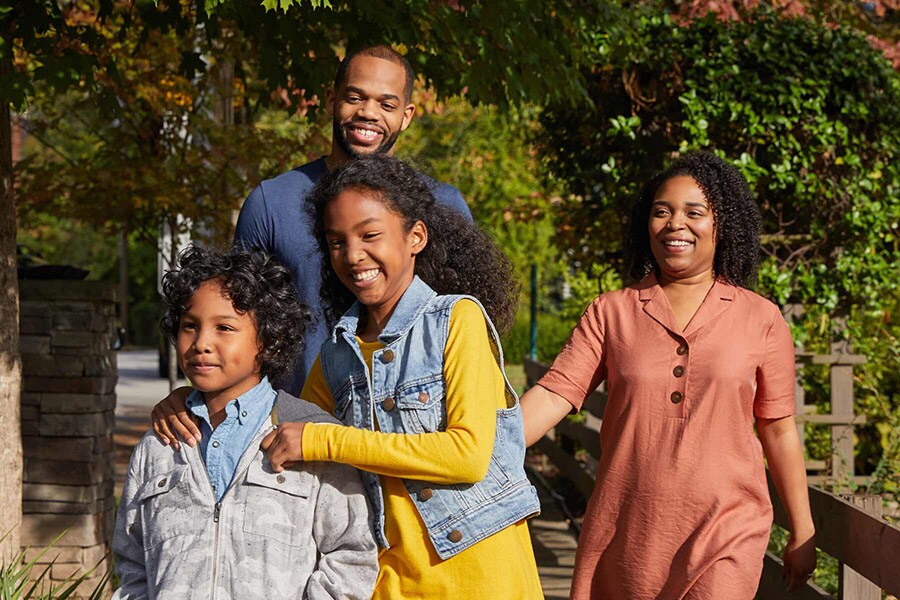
left=382, top=349, right=395, bottom=363
left=420, top=488, right=433, bottom=501
left=673, top=366, right=685, bottom=378
left=448, top=529, right=463, bottom=543
left=418, top=391, right=429, bottom=404
left=670, top=391, right=684, bottom=404
left=383, top=397, right=396, bottom=411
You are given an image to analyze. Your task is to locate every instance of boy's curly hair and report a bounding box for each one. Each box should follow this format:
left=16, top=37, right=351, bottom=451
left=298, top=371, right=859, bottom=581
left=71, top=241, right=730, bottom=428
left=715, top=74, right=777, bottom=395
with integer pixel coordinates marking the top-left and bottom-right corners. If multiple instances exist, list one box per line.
left=626, top=151, right=762, bottom=287
left=308, top=155, right=520, bottom=336
left=159, top=245, right=312, bottom=379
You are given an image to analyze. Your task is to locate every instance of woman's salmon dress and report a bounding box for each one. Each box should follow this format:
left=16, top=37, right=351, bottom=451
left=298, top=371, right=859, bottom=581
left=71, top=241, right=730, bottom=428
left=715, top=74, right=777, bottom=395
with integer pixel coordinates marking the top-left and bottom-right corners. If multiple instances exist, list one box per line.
left=538, top=275, right=796, bottom=599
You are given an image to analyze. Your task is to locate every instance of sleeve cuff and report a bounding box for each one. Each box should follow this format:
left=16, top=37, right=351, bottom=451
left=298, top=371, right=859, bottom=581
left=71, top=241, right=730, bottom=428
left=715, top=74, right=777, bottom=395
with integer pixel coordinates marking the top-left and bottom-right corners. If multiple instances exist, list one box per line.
left=753, top=395, right=795, bottom=419
left=301, top=422, right=336, bottom=462
left=536, top=374, right=584, bottom=412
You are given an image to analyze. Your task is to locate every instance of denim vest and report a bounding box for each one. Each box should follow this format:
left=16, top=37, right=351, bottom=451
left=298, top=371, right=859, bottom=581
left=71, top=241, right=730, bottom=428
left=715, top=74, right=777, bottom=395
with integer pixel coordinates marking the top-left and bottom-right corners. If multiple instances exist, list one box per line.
left=319, top=276, right=541, bottom=559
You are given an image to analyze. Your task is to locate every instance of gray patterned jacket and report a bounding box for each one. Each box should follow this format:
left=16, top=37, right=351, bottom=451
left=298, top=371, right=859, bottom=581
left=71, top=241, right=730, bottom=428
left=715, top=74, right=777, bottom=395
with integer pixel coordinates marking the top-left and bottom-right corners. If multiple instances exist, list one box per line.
left=112, top=392, right=378, bottom=600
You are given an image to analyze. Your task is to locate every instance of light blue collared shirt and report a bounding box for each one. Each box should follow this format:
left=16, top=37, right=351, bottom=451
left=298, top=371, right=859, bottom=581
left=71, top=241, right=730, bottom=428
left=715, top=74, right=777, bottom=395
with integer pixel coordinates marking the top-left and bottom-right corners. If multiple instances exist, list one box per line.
left=186, top=377, right=276, bottom=501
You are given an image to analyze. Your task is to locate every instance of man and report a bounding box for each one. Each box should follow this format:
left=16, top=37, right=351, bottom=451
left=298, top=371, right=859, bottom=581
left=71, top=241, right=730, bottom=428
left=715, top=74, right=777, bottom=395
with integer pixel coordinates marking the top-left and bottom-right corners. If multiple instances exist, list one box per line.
left=151, top=45, right=471, bottom=447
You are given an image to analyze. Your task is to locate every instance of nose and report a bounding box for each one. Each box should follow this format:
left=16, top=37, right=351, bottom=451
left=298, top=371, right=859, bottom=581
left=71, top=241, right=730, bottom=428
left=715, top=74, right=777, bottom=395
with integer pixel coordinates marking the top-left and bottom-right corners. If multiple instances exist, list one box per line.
left=343, top=239, right=366, bottom=265
left=192, top=327, right=213, bottom=353
left=355, top=98, right=379, bottom=121
left=666, top=214, right=685, bottom=230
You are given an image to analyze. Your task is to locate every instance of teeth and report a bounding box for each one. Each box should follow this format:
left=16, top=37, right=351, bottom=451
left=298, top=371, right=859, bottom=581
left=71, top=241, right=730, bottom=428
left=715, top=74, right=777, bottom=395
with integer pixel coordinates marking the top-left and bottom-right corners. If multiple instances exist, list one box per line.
left=352, top=127, right=378, bottom=139
left=353, top=269, right=379, bottom=282
left=664, top=240, right=692, bottom=246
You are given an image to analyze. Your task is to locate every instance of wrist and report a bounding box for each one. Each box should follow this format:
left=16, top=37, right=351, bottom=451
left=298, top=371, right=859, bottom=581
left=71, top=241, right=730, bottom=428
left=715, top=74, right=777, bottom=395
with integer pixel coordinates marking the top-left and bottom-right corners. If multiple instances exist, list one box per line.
left=790, top=522, right=815, bottom=541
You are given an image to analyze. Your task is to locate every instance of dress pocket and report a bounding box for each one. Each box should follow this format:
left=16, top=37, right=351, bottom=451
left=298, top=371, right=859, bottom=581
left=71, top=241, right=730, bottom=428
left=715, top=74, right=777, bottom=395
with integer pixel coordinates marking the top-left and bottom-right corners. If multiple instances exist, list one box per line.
left=138, top=466, right=200, bottom=549
left=241, top=460, right=313, bottom=547
left=396, top=379, right=445, bottom=434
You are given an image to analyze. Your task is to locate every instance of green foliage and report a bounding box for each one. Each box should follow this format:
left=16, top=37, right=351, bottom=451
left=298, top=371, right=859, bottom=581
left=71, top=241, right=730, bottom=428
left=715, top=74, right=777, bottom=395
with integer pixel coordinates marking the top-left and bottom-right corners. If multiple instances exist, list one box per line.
left=539, top=6, right=900, bottom=487
left=0, top=530, right=108, bottom=600
left=397, top=98, right=563, bottom=297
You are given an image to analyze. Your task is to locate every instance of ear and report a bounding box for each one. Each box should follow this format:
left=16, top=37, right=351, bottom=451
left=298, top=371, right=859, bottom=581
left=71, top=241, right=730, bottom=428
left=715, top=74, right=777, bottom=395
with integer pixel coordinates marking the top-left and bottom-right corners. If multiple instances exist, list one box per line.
left=325, top=87, right=336, bottom=116
left=399, top=102, right=416, bottom=132
left=409, top=221, right=427, bottom=255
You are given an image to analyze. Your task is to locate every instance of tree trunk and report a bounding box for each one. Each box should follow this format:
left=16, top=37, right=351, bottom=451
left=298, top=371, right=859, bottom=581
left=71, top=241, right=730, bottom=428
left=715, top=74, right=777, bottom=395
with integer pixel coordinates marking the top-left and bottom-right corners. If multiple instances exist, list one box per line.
left=118, top=228, right=128, bottom=345
left=0, top=48, right=23, bottom=561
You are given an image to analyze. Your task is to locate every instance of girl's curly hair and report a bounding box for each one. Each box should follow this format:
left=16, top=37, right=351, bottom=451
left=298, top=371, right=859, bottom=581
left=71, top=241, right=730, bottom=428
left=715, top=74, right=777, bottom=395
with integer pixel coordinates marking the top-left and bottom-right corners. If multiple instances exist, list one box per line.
left=626, top=151, right=762, bottom=287
left=308, top=155, right=519, bottom=336
left=159, top=245, right=313, bottom=379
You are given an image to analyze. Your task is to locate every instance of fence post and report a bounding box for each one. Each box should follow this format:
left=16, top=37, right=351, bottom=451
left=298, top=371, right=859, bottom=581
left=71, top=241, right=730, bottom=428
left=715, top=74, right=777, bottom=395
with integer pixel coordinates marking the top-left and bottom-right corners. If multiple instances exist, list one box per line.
left=837, top=495, right=883, bottom=600
left=830, top=324, right=855, bottom=483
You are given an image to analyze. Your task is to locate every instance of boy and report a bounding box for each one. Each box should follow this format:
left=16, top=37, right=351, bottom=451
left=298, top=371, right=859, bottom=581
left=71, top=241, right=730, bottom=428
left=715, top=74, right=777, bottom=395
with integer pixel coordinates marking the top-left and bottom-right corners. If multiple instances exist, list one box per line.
left=112, top=245, right=378, bottom=600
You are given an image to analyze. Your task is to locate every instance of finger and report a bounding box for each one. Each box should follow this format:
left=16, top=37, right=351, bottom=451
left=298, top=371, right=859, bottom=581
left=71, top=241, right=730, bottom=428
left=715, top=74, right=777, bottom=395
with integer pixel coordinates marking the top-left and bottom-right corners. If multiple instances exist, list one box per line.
left=260, top=429, right=277, bottom=450
left=281, top=460, right=298, bottom=470
left=157, top=416, right=181, bottom=451
left=151, top=420, right=170, bottom=447
left=176, top=410, right=202, bottom=443
left=167, top=410, right=198, bottom=448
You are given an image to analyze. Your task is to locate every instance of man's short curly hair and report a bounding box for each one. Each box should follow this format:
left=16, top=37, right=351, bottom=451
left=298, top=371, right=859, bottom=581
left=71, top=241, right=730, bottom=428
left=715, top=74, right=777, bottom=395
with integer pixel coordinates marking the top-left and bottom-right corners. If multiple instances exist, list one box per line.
left=159, top=245, right=312, bottom=379
left=626, top=151, right=762, bottom=287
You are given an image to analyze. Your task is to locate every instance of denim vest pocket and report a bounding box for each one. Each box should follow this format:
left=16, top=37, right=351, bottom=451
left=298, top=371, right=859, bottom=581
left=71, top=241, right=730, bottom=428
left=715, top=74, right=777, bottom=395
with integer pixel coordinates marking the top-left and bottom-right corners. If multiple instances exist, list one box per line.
left=138, top=466, right=200, bottom=549
left=241, top=460, right=312, bottom=547
left=395, top=378, right=444, bottom=434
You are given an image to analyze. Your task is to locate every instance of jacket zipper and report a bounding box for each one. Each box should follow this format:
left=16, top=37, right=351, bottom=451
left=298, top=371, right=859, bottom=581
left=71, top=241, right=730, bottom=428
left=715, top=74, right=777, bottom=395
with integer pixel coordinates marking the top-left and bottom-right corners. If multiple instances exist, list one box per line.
left=194, top=427, right=275, bottom=599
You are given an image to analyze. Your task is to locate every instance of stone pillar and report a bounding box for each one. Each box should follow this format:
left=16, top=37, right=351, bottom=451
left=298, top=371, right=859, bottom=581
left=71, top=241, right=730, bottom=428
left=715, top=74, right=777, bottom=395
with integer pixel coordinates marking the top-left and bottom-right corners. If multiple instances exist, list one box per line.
left=18, top=280, right=117, bottom=598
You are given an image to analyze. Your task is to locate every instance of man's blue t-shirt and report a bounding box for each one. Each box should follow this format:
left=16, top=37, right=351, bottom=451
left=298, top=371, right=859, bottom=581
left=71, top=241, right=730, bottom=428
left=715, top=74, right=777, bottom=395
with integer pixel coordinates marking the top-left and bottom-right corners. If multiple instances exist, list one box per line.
left=233, top=157, right=472, bottom=395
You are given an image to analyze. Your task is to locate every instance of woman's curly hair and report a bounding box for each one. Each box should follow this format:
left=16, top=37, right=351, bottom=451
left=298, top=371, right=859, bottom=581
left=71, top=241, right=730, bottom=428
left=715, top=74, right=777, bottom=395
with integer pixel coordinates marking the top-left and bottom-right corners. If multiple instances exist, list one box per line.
left=626, top=151, right=762, bottom=287
left=308, top=155, right=520, bottom=336
left=159, top=245, right=313, bottom=379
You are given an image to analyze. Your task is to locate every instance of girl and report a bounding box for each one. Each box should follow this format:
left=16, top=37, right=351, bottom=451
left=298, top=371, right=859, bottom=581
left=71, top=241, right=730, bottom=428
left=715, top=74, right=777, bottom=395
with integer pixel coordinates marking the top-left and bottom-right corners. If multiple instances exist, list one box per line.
left=520, top=151, right=816, bottom=599
left=260, top=156, right=544, bottom=598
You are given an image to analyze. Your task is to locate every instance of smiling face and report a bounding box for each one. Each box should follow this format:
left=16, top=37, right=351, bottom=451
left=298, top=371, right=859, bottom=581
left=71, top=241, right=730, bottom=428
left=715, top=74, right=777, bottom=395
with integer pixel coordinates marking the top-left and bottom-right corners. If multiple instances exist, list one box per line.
left=327, top=56, right=416, bottom=161
left=176, top=279, right=262, bottom=402
left=648, top=175, right=717, bottom=282
left=323, top=188, right=426, bottom=325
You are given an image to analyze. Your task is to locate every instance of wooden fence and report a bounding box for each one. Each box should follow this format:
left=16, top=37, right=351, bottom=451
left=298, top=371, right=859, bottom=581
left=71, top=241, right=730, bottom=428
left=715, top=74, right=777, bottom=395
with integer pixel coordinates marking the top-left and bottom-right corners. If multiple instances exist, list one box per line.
left=524, top=357, right=900, bottom=600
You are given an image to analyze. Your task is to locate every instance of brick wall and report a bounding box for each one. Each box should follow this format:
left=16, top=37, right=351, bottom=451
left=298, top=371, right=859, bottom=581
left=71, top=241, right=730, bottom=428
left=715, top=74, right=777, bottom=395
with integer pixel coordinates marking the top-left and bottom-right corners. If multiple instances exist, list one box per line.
left=19, top=280, right=117, bottom=598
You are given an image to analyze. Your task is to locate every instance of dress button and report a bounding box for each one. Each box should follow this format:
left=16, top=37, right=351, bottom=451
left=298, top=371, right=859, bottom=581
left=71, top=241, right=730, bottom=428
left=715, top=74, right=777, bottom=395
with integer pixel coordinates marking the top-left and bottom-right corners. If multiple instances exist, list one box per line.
left=382, top=349, right=395, bottom=363
left=420, top=488, right=434, bottom=501
left=448, top=530, right=463, bottom=543
left=276, top=474, right=286, bottom=484
left=670, top=391, right=684, bottom=404
left=212, top=441, right=220, bottom=448
left=418, top=391, right=429, bottom=404
left=158, top=478, right=167, bottom=487
left=676, top=344, right=688, bottom=356
left=673, top=366, right=685, bottom=377
left=383, top=397, right=396, bottom=411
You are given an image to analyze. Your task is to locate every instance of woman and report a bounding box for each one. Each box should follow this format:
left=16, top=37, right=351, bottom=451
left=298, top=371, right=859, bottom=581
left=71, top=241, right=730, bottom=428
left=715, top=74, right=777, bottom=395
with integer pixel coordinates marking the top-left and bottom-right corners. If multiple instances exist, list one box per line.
left=521, top=151, right=816, bottom=599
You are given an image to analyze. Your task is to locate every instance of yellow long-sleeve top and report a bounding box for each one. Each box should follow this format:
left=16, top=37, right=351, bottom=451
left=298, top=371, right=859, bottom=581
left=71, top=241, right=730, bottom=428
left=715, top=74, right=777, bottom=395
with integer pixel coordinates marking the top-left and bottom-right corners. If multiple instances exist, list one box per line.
left=300, top=299, right=543, bottom=599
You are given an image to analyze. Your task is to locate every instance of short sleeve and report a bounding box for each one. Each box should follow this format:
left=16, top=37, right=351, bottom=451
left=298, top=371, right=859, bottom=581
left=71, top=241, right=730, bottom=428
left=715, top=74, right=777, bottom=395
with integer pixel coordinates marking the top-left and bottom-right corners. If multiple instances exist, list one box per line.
left=537, top=297, right=606, bottom=411
left=233, top=184, right=272, bottom=250
left=753, top=309, right=796, bottom=419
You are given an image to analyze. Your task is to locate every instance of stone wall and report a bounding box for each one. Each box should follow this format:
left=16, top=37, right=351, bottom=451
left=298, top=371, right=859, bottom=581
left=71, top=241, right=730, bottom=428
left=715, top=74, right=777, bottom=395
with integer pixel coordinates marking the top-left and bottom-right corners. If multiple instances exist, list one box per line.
left=19, top=280, right=117, bottom=597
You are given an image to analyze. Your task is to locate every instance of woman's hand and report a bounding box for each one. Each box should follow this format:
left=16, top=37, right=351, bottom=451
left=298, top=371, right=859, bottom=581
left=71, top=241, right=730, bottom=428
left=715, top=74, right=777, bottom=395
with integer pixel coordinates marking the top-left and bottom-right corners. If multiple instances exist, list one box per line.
left=782, top=529, right=816, bottom=591
left=260, top=422, right=307, bottom=472
left=150, top=386, right=200, bottom=450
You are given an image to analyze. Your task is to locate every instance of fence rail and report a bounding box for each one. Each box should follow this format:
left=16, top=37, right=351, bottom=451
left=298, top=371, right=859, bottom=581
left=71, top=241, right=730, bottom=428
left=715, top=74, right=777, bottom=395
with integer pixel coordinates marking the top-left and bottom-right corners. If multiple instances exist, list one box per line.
left=524, top=357, right=900, bottom=600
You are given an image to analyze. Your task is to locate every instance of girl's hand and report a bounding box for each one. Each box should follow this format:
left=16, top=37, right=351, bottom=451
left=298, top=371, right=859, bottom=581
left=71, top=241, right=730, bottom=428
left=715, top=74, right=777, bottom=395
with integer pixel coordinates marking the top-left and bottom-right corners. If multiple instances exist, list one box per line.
left=260, top=422, right=307, bottom=472
left=782, top=530, right=816, bottom=591
left=150, top=386, right=200, bottom=450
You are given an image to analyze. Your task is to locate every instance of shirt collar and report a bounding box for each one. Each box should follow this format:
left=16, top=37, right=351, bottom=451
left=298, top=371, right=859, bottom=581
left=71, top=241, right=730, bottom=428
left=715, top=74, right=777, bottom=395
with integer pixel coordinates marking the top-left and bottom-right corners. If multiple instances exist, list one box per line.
left=186, top=377, right=275, bottom=425
left=331, top=275, right=437, bottom=345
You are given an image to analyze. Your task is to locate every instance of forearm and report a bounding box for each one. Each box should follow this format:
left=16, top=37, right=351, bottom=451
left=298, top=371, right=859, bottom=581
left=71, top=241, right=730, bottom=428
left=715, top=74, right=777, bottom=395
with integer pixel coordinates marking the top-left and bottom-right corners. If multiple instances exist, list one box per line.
left=758, top=416, right=814, bottom=537
left=303, top=422, right=492, bottom=484
left=521, top=384, right=573, bottom=447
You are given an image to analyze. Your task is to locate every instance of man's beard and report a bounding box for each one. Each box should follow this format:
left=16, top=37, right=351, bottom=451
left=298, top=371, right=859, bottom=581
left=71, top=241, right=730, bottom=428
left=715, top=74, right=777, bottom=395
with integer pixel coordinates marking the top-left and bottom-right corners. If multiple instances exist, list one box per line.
left=333, top=118, right=401, bottom=159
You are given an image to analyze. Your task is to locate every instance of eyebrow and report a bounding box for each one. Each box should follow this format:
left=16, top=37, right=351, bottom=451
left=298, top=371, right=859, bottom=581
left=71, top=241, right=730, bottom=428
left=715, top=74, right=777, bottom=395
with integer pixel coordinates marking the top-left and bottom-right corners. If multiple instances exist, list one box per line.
left=344, top=85, right=400, bottom=103
left=652, top=200, right=709, bottom=208
left=181, top=312, right=240, bottom=321
left=324, top=217, right=383, bottom=236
